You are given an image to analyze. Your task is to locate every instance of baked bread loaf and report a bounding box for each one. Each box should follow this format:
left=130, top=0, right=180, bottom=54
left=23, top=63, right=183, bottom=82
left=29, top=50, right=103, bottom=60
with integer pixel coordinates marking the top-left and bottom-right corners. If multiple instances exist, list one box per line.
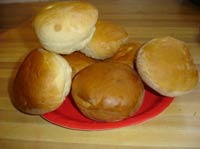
left=33, top=1, right=98, bottom=54
left=63, top=51, right=97, bottom=78
left=81, top=20, right=128, bottom=60
left=71, top=62, right=144, bottom=122
left=13, top=48, right=72, bottom=114
left=136, top=36, right=198, bottom=97
left=107, top=41, right=141, bottom=68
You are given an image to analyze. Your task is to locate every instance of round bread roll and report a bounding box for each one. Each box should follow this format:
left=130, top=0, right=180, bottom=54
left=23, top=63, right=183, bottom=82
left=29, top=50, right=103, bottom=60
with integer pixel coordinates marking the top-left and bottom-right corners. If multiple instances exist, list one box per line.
left=33, top=1, right=98, bottom=54
left=72, top=62, right=144, bottom=122
left=136, top=36, right=198, bottom=97
left=63, top=51, right=98, bottom=78
left=107, top=41, right=141, bottom=68
left=81, top=20, right=128, bottom=60
left=13, top=48, right=72, bottom=114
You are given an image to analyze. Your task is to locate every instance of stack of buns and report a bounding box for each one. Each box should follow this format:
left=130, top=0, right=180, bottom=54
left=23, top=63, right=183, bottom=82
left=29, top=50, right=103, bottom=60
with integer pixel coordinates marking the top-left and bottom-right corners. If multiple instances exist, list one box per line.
left=13, top=1, right=198, bottom=122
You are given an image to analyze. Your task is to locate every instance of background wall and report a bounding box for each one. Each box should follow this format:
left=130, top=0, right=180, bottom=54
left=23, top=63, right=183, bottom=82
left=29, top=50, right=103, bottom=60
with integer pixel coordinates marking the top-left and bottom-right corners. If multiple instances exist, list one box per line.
left=0, top=0, right=53, bottom=3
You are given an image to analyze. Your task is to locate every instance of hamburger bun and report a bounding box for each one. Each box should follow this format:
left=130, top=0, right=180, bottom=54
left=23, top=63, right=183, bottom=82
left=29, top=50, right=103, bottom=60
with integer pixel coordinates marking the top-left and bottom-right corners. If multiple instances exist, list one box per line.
left=107, top=41, right=141, bottom=68
left=136, top=36, right=199, bottom=97
left=81, top=20, right=128, bottom=60
left=71, top=62, right=144, bottom=122
left=63, top=51, right=98, bottom=78
left=33, top=1, right=98, bottom=54
left=13, top=48, right=72, bottom=114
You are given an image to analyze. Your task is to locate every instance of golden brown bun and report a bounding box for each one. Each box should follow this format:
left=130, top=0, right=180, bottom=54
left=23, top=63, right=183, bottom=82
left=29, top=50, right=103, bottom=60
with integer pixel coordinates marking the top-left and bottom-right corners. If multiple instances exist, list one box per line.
left=136, top=36, right=199, bottom=97
left=106, top=41, right=141, bottom=68
left=72, top=62, right=144, bottom=122
left=13, top=49, right=72, bottom=114
left=63, top=51, right=98, bottom=78
left=81, top=20, right=128, bottom=60
left=33, top=1, right=98, bottom=54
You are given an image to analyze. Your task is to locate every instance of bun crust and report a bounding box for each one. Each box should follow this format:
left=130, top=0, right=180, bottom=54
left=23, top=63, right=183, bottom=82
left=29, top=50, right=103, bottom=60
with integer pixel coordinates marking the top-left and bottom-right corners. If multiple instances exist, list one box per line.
left=13, top=49, right=72, bottom=114
left=63, top=51, right=97, bottom=78
left=81, top=20, right=128, bottom=59
left=72, top=62, right=144, bottom=122
left=107, top=41, right=141, bottom=68
left=136, top=36, right=198, bottom=97
left=33, top=1, right=98, bottom=54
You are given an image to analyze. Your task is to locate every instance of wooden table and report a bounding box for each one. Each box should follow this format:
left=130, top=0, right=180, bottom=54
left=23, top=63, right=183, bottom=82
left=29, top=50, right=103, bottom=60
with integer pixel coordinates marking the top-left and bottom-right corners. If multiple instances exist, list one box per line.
left=0, top=0, right=200, bottom=148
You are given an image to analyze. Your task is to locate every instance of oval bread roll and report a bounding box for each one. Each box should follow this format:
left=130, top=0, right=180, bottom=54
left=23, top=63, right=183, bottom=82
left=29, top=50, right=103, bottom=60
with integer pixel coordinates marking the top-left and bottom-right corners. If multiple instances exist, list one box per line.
left=72, top=62, right=144, bottom=122
left=81, top=20, right=128, bottom=60
left=63, top=51, right=97, bottom=78
left=107, top=41, right=141, bottom=68
left=33, top=1, right=98, bottom=54
left=136, top=36, right=198, bottom=97
left=13, top=48, right=72, bottom=114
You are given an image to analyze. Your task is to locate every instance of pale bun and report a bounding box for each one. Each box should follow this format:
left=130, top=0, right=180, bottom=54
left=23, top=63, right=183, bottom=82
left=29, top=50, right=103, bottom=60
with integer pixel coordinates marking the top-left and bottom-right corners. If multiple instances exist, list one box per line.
left=13, top=48, right=72, bottom=114
left=33, top=1, right=98, bottom=54
left=72, top=62, right=144, bottom=122
left=81, top=20, right=128, bottom=60
left=136, top=36, right=199, bottom=97
left=63, top=51, right=98, bottom=78
left=106, top=41, right=141, bottom=68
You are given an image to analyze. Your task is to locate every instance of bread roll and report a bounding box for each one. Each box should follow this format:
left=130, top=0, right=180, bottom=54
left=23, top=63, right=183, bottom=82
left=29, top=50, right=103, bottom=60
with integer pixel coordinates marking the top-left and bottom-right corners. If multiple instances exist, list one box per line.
left=81, top=20, right=128, bottom=60
left=63, top=51, right=97, bottom=78
left=136, top=36, right=198, bottom=97
left=107, top=41, right=141, bottom=68
left=13, top=48, right=72, bottom=114
left=72, top=62, right=144, bottom=122
left=33, top=1, right=98, bottom=54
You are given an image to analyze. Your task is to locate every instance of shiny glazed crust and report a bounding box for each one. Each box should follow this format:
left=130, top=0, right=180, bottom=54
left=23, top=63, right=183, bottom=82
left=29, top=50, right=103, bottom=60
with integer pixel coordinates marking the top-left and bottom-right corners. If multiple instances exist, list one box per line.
left=71, top=62, right=144, bottom=122
left=63, top=51, right=98, bottom=78
left=13, top=49, right=72, bottom=114
left=106, top=41, right=141, bottom=68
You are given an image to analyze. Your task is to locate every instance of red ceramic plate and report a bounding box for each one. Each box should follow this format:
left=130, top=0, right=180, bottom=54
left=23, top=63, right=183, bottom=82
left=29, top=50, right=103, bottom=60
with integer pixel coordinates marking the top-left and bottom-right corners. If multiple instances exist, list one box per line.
left=41, top=87, right=173, bottom=130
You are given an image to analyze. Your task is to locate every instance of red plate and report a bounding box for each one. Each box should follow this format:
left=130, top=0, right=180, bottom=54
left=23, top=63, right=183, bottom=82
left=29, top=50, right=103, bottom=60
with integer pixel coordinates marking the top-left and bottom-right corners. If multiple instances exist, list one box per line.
left=41, top=87, right=173, bottom=130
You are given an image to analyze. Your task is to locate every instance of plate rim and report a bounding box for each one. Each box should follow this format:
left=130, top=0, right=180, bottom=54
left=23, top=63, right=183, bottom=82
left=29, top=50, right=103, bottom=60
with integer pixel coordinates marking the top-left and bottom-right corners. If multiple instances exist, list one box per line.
left=41, top=93, right=174, bottom=131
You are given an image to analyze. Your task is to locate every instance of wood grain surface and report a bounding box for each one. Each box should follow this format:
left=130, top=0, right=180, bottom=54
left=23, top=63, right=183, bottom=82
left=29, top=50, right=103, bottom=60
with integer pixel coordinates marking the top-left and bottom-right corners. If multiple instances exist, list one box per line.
left=0, top=0, right=200, bottom=148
